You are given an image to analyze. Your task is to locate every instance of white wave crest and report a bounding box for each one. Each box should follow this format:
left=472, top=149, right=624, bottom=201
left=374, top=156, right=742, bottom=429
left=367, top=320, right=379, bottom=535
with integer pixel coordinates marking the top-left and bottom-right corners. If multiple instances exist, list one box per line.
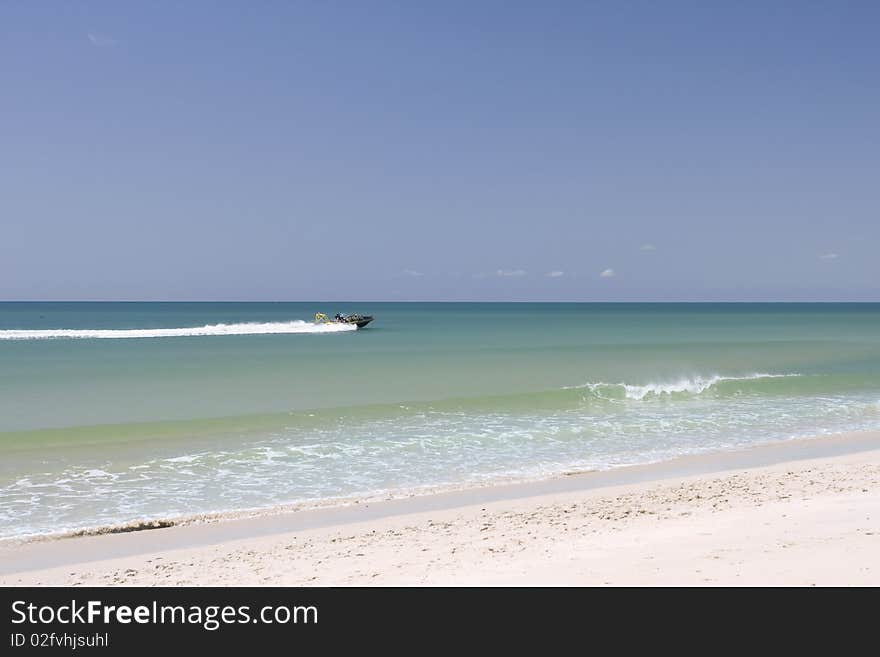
left=0, top=320, right=357, bottom=340
left=573, top=373, right=801, bottom=400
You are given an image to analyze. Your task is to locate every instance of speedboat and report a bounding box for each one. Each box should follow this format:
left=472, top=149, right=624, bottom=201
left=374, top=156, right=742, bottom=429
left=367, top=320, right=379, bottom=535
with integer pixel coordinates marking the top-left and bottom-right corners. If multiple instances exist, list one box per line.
left=315, top=312, right=374, bottom=328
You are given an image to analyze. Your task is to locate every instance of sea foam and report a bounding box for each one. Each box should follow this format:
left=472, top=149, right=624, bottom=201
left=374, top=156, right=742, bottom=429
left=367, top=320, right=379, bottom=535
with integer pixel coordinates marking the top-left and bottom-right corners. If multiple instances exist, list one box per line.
left=571, top=373, right=801, bottom=400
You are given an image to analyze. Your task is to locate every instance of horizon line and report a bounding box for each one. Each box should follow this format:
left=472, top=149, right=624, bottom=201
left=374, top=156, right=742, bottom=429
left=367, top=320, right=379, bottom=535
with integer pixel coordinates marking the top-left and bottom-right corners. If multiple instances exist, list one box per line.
left=2, top=299, right=879, bottom=304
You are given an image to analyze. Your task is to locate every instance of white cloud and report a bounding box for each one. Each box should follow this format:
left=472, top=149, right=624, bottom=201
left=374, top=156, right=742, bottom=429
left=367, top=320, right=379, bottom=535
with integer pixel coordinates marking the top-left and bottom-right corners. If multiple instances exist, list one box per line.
left=402, top=269, right=424, bottom=277
left=546, top=270, right=564, bottom=278
left=599, top=268, right=615, bottom=278
left=88, top=33, right=117, bottom=47
left=819, top=253, right=839, bottom=260
left=640, top=244, right=657, bottom=251
left=496, top=269, right=526, bottom=277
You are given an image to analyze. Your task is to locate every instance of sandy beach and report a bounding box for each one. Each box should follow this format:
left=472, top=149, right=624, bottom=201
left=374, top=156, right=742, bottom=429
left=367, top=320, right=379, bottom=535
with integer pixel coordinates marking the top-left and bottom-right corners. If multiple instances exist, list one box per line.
left=2, top=432, right=878, bottom=586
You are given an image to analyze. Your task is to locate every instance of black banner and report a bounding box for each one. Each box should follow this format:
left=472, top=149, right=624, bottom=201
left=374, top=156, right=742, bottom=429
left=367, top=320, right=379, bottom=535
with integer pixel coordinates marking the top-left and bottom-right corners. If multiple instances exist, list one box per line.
left=0, top=586, right=868, bottom=652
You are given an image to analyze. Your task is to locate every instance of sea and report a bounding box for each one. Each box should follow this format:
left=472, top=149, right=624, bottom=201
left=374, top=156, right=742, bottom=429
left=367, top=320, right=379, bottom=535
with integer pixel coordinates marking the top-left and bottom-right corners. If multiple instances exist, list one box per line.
left=2, top=302, right=879, bottom=539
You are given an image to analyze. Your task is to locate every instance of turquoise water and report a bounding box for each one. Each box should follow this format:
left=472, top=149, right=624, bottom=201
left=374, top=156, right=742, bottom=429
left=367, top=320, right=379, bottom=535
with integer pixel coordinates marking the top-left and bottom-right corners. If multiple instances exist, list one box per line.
left=2, top=302, right=879, bottom=538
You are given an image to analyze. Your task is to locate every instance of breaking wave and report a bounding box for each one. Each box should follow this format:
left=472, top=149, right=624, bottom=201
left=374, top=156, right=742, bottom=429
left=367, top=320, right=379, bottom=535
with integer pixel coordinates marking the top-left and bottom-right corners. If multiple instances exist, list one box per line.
left=571, top=373, right=802, bottom=400
left=0, top=320, right=357, bottom=340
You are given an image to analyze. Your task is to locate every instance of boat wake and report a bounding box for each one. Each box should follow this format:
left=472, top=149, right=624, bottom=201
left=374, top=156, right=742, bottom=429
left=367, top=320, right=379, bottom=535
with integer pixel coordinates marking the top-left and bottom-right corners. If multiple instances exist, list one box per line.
left=0, top=320, right=357, bottom=340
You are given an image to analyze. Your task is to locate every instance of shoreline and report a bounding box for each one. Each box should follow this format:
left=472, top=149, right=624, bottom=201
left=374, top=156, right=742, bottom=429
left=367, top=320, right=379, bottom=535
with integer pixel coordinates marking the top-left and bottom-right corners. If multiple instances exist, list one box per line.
left=4, top=429, right=879, bottom=547
left=2, top=429, right=880, bottom=583
left=7, top=429, right=880, bottom=547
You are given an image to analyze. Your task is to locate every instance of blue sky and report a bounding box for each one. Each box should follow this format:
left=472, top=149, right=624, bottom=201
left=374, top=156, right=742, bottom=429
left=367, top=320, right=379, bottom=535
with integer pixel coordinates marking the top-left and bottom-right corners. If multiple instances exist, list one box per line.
left=2, top=2, right=878, bottom=301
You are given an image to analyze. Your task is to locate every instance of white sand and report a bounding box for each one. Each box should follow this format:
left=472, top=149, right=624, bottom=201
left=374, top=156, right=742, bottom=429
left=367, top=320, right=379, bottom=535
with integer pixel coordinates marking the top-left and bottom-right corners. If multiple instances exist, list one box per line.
left=2, top=438, right=878, bottom=586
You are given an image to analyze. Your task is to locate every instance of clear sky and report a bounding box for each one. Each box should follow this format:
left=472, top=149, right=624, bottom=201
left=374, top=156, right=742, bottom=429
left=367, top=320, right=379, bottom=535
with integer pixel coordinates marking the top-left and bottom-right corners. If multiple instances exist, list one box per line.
left=2, top=1, right=878, bottom=301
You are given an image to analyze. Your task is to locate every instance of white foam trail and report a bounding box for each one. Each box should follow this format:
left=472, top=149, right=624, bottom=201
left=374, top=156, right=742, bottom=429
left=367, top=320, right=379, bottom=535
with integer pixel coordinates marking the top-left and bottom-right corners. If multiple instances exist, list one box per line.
left=573, top=373, right=801, bottom=400
left=0, top=320, right=357, bottom=340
